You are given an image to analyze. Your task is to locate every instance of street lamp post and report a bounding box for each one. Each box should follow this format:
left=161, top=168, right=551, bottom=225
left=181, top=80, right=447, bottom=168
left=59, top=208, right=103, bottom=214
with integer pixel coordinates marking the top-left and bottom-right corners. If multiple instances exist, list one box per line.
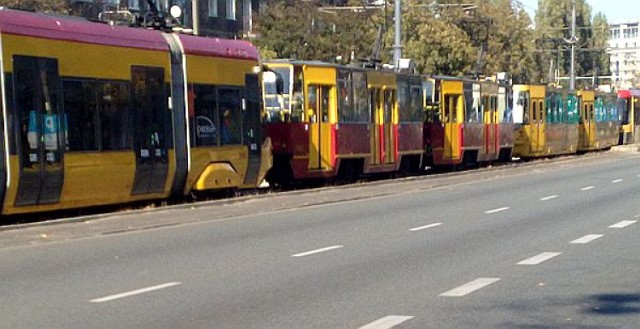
left=393, top=0, right=403, bottom=67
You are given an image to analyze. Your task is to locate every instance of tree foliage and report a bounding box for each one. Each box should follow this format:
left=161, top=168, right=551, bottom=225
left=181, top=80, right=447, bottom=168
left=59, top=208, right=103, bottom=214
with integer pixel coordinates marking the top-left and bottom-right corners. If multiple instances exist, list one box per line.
left=253, top=0, right=377, bottom=63
left=0, top=0, right=68, bottom=14
left=534, top=0, right=609, bottom=87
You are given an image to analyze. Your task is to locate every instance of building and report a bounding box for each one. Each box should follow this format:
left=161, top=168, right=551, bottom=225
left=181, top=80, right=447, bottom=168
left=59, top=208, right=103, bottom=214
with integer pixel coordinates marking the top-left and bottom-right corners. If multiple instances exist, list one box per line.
left=608, top=21, right=640, bottom=89
left=69, top=0, right=259, bottom=38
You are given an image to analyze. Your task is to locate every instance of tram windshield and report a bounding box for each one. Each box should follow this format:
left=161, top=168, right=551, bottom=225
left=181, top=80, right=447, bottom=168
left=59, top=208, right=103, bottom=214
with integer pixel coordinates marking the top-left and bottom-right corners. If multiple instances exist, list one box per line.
left=618, top=98, right=629, bottom=125
left=263, top=66, right=291, bottom=123
left=513, top=90, right=529, bottom=124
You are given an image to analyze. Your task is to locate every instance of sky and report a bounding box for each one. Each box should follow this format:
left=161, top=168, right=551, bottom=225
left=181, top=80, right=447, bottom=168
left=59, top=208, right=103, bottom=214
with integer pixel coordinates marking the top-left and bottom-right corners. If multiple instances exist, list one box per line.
left=519, top=0, right=638, bottom=23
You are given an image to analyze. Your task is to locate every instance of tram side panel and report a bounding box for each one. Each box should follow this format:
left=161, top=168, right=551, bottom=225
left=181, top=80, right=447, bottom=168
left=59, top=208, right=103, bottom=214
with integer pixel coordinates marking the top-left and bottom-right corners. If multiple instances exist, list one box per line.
left=179, top=35, right=268, bottom=193
left=0, top=14, right=176, bottom=215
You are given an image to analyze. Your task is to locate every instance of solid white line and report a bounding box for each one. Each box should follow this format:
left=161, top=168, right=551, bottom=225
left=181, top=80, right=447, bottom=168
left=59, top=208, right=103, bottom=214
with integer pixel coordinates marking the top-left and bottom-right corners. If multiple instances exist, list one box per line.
left=610, top=220, right=637, bottom=228
left=570, top=234, right=603, bottom=244
left=358, top=316, right=414, bottom=329
left=291, top=245, right=343, bottom=257
left=580, top=186, right=595, bottom=191
left=485, top=207, right=509, bottom=214
left=90, top=282, right=181, bottom=303
left=612, top=179, right=623, bottom=184
left=409, top=222, right=443, bottom=232
left=517, top=252, right=562, bottom=265
left=439, top=278, right=500, bottom=297
left=540, top=195, right=558, bottom=201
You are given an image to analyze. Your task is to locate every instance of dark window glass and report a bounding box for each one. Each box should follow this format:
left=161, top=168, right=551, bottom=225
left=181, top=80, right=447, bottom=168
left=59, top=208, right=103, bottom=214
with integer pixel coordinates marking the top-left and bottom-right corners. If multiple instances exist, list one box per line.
left=218, top=88, right=242, bottom=145
left=191, top=84, right=218, bottom=146
left=98, top=82, right=131, bottom=150
left=352, top=71, right=369, bottom=123
left=64, top=80, right=99, bottom=151
left=337, top=69, right=354, bottom=123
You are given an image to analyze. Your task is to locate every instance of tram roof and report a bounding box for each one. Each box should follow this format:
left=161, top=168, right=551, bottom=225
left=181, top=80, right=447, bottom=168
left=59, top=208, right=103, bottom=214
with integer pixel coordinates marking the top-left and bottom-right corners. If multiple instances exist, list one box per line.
left=618, top=89, right=640, bottom=98
left=0, top=8, right=259, bottom=61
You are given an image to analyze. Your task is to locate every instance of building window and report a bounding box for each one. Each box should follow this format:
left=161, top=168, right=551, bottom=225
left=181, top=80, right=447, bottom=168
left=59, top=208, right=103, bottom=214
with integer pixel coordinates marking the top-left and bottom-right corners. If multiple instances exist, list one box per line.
left=611, top=29, right=620, bottom=39
left=208, top=0, right=218, bottom=17
left=226, top=0, right=236, bottom=20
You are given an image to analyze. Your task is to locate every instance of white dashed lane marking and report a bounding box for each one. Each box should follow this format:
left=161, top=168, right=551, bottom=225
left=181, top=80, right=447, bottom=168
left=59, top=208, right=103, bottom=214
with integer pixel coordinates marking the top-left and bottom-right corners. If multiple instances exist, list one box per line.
left=409, top=223, right=443, bottom=232
left=612, top=179, right=623, bottom=184
left=517, top=252, right=562, bottom=265
left=581, top=186, right=595, bottom=191
left=440, top=278, right=501, bottom=297
left=540, top=195, right=558, bottom=201
left=90, top=282, right=181, bottom=303
left=610, top=220, right=637, bottom=228
left=291, top=245, right=343, bottom=257
left=570, top=234, right=603, bottom=244
left=358, top=316, right=414, bottom=329
left=485, top=207, right=510, bottom=214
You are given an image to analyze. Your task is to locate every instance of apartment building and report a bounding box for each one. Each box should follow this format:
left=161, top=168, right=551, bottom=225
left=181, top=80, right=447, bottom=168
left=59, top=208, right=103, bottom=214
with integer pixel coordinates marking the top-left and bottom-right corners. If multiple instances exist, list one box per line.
left=608, top=21, right=640, bottom=89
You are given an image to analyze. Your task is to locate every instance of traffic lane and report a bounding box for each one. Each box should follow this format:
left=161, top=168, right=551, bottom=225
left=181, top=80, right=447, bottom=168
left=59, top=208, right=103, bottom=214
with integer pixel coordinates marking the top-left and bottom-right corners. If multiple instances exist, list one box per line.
left=0, top=152, right=636, bottom=250
left=402, top=213, right=640, bottom=329
left=0, top=154, right=636, bottom=328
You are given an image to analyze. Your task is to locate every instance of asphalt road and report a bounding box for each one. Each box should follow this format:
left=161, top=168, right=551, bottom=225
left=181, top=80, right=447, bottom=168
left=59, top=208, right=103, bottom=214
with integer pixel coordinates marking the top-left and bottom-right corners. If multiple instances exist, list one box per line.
left=1, top=150, right=639, bottom=328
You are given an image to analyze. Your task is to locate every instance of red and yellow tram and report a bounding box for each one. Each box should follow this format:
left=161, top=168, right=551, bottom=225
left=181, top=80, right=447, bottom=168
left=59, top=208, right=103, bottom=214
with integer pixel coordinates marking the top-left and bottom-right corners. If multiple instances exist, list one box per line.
left=0, top=8, right=270, bottom=216
left=424, top=76, right=508, bottom=167
left=263, top=61, right=424, bottom=184
left=617, top=89, right=640, bottom=145
left=577, top=90, right=618, bottom=151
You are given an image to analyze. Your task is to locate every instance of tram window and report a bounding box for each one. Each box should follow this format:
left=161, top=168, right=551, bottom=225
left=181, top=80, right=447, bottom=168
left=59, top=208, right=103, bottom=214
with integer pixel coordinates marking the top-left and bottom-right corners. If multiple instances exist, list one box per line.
left=443, top=94, right=457, bottom=123
left=352, top=71, right=369, bottom=123
left=383, top=89, right=395, bottom=124
left=337, top=70, right=353, bottom=123
left=409, top=82, right=423, bottom=122
left=98, top=82, right=131, bottom=150
left=191, top=84, right=218, bottom=146
left=307, top=85, right=318, bottom=123
left=218, top=89, right=242, bottom=145
left=131, top=66, right=168, bottom=153
left=464, top=90, right=479, bottom=123
left=618, top=99, right=629, bottom=124
left=398, top=78, right=409, bottom=122
left=290, top=69, right=304, bottom=122
left=5, top=73, right=16, bottom=154
left=321, top=85, right=331, bottom=123
left=63, top=80, right=99, bottom=151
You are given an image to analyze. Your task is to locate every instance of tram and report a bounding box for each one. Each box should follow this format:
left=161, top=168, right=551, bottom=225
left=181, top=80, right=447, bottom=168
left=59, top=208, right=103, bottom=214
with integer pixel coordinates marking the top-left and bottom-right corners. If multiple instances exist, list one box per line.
left=577, top=90, right=618, bottom=151
left=617, top=89, right=640, bottom=144
left=263, top=60, right=424, bottom=184
left=512, top=84, right=579, bottom=158
left=0, top=8, right=271, bottom=215
left=424, top=76, right=512, bottom=167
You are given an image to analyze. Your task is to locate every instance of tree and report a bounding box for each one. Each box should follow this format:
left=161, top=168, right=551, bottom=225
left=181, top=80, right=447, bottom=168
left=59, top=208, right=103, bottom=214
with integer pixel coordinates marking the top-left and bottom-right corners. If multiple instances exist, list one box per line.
left=592, top=12, right=610, bottom=76
left=534, top=0, right=602, bottom=87
left=0, top=0, right=68, bottom=14
left=399, top=0, right=475, bottom=76
left=253, top=0, right=377, bottom=62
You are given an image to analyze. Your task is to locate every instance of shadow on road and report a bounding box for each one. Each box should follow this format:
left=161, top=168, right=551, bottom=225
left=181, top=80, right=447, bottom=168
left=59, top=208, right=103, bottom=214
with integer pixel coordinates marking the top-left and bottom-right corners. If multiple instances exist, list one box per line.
left=584, top=293, right=640, bottom=315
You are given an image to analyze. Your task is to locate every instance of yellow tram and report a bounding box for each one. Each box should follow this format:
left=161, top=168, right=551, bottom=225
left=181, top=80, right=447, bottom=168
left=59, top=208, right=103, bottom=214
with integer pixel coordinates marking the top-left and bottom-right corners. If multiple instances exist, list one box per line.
left=0, top=9, right=271, bottom=215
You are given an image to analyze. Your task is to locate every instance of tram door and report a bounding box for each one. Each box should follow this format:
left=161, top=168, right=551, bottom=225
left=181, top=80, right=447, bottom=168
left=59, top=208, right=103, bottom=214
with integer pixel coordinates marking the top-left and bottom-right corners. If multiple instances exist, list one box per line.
left=307, top=84, right=333, bottom=171
left=369, top=88, right=383, bottom=165
left=131, top=66, right=170, bottom=195
left=14, top=56, right=64, bottom=206
left=530, top=99, right=545, bottom=153
left=443, top=93, right=462, bottom=161
left=382, top=89, right=396, bottom=164
left=484, top=96, right=497, bottom=156
left=582, top=99, right=594, bottom=148
left=242, top=74, right=263, bottom=185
